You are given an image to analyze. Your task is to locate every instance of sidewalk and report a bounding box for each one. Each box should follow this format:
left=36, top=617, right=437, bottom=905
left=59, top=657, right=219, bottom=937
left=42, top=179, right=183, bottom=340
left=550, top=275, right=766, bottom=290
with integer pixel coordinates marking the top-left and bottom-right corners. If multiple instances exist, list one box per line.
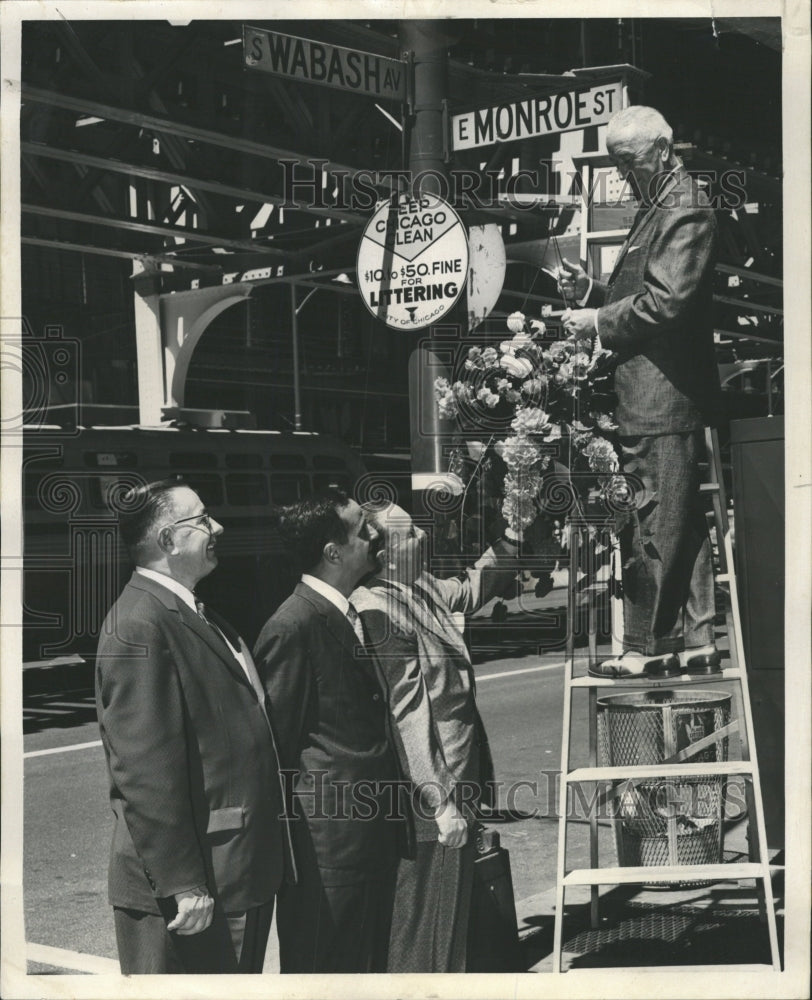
left=514, top=816, right=784, bottom=972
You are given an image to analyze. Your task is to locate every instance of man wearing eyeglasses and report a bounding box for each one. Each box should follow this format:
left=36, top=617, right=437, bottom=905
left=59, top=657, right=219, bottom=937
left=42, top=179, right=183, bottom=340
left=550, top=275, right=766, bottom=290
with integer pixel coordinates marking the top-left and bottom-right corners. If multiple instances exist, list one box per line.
left=95, top=479, right=294, bottom=974
left=558, top=105, right=722, bottom=680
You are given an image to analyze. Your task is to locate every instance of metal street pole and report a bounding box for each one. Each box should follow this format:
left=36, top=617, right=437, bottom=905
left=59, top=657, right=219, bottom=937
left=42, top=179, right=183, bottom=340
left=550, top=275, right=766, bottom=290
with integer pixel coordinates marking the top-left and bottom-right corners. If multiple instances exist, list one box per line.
left=400, top=19, right=462, bottom=502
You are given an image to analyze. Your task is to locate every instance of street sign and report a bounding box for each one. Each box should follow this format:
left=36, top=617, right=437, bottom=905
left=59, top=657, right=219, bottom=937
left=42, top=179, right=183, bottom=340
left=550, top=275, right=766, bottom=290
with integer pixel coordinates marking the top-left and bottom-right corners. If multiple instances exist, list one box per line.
left=357, top=194, right=469, bottom=331
left=452, top=82, right=623, bottom=151
left=243, top=26, right=407, bottom=102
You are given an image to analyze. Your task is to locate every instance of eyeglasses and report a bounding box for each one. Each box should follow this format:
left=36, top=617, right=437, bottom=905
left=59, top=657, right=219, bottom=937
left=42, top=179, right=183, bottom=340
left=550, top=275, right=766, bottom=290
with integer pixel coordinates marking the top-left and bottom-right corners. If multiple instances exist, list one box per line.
left=160, top=512, right=214, bottom=534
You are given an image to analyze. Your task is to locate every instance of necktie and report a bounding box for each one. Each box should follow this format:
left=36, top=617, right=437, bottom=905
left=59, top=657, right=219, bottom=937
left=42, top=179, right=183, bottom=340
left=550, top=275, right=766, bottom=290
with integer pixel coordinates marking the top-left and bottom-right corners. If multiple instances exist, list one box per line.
left=196, top=600, right=231, bottom=650
left=346, top=602, right=366, bottom=646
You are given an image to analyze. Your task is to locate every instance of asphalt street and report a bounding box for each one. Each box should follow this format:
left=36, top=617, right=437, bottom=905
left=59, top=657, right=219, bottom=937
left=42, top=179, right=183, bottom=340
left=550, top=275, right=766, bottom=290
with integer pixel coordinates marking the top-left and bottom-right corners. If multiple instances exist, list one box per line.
left=24, top=580, right=746, bottom=973
left=21, top=630, right=590, bottom=970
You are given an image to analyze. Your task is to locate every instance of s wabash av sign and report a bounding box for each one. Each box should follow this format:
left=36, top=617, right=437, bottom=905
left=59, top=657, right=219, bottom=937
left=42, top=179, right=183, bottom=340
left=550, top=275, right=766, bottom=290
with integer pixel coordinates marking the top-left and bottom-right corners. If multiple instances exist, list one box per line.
left=243, top=25, right=407, bottom=102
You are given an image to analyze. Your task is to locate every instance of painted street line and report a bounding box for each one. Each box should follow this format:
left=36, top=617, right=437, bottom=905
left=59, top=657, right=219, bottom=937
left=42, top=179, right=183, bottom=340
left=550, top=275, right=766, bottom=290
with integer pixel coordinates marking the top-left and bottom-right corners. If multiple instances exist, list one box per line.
left=27, top=942, right=119, bottom=975
left=24, top=740, right=103, bottom=759
left=478, top=661, right=564, bottom=683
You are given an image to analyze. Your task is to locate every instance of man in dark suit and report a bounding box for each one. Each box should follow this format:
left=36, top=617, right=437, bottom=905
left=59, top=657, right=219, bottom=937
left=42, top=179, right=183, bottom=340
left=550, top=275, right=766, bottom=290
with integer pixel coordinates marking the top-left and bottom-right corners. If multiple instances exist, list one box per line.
left=253, top=489, right=401, bottom=973
left=96, top=479, right=293, bottom=973
left=559, top=104, right=721, bottom=679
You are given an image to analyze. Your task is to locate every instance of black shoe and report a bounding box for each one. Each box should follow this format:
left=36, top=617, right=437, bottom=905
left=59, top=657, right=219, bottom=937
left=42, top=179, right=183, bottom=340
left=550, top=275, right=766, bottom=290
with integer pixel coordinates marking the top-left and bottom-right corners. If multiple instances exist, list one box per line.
left=679, top=646, right=722, bottom=674
left=589, top=651, right=681, bottom=679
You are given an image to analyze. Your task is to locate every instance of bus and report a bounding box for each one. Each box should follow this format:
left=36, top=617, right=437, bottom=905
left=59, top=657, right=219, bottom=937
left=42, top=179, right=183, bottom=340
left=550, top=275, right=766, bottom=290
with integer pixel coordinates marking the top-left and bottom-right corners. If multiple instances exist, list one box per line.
left=22, top=422, right=367, bottom=667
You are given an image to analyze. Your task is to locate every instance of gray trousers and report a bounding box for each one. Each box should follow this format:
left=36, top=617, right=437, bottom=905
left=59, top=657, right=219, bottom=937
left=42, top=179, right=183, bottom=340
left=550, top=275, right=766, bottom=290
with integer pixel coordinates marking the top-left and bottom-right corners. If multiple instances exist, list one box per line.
left=619, top=429, right=716, bottom=656
left=387, top=839, right=476, bottom=973
left=113, top=900, right=274, bottom=974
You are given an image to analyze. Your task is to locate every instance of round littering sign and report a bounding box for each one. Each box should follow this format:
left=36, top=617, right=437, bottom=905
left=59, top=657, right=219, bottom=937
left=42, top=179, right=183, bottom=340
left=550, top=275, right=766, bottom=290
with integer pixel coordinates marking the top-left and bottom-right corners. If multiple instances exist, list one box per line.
left=357, top=193, right=469, bottom=330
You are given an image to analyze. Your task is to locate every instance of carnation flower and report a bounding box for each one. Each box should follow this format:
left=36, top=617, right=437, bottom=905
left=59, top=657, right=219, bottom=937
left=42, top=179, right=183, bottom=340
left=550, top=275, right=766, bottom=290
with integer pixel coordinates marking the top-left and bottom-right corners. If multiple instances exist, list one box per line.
left=434, top=377, right=458, bottom=420
left=501, top=492, right=538, bottom=533
left=452, top=381, right=475, bottom=404
left=583, top=437, right=620, bottom=473
left=511, top=407, right=551, bottom=435
left=510, top=332, right=534, bottom=350
left=521, top=376, right=547, bottom=397
left=499, top=339, right=516, bottom=356
left=547, top=340, right=575, bottom=363
left=603, top=474, right=633, bottom=505
left=464, top=346, right=484, bottom=371
left=529, top=319, right=547, bottom=335
left=500, top=354, right=534, bottom=379
left=481, top=347, right=499, bottom=367
left=495, top=435, right=545, bottom=472
left=504, top=469, right=545, bottom=498
left=592, top=412, right=618, bottom=432
left=476, top=387, right=500, bottom=408
left=555, top=362, right=574, bottom=384
left=506, top=311, right=526, bottom=333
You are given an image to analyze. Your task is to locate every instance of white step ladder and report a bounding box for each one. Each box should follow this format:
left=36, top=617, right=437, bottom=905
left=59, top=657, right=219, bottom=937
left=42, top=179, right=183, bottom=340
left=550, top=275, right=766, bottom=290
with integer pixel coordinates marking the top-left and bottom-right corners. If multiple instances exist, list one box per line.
left=551, top=427, right=781, bottom=972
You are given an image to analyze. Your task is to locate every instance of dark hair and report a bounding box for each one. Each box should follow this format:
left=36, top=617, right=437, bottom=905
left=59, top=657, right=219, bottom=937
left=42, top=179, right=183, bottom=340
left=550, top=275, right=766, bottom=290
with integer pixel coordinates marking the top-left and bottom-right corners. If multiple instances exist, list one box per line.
left=116, top=478, right=185, bottom=554
left=274, top=488, right=351, bottom=573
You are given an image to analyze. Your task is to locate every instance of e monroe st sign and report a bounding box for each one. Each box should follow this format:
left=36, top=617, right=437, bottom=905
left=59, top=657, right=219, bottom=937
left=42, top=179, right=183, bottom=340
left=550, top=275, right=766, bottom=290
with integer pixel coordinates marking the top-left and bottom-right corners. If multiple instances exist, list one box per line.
left=243, top=25, right=407, bottom=102
left=357, top=194, right=469, bottom=331
left=452, top=81, right=623, bottom=151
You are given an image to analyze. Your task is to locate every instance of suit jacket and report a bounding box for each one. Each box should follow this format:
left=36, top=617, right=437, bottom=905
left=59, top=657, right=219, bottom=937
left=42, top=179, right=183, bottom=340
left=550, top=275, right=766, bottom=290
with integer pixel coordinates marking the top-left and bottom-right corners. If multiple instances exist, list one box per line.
left=253, top=582, right=401, bottom=885
left=588, top=164, right=721, bottom=437
left=95, top=572, right=294, bottom=916
left=350, top=541, right=518, bottom=841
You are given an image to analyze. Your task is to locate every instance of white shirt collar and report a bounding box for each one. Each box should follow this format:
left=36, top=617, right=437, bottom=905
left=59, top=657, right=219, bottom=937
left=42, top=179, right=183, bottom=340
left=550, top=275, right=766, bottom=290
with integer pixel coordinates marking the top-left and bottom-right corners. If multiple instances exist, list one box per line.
left=301, top=574, right=350, bottom=616
left=135, top=567, right=197, bottom=613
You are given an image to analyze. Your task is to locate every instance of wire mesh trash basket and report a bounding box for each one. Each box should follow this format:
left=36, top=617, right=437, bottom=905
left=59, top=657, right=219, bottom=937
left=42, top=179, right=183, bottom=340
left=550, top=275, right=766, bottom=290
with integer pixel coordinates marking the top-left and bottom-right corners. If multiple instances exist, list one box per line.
left=597, top=690, right=733, bottom=884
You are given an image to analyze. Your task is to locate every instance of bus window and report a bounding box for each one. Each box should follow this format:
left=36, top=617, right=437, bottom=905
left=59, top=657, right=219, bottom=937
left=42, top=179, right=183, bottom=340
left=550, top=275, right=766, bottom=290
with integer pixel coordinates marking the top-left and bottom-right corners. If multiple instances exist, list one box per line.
left=84, top=451, right=138, bottom=468
left=169, top=451, right=218, bottom=469
left=225, top=453, right=263, bottom=469
left=313, top=473, right=351, bottom=492
left=180, top=473, right=223, bottom=506
left=269, top=454, right=307, bottom=470
left=270, top=474, right=309, bottom=503
left=312, top=455, right=346, bottom=470
left=226, top=473, right=269, bottom=506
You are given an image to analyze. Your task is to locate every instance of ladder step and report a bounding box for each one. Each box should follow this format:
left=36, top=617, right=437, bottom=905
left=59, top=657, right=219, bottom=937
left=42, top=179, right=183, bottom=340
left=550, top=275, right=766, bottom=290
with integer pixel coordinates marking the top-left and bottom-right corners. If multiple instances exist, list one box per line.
left=570, top=667, right=740, bottom=688
left=699, top=482, right=721, bottom=493
left=566, top=761, right=754, bottom=782
left=716, top=573, right=730, bottom=583
left=562, top=862, right=771, bottom=887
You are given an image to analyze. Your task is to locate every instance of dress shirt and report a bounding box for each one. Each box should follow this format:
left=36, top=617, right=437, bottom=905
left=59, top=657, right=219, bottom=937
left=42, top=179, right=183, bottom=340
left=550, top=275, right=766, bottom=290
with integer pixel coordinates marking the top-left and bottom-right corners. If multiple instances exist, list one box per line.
left=134, top=566, right=251, bottom=680
left=301, top=574, right=366, bottom=643
left=300, top=574, right=351, bottom=617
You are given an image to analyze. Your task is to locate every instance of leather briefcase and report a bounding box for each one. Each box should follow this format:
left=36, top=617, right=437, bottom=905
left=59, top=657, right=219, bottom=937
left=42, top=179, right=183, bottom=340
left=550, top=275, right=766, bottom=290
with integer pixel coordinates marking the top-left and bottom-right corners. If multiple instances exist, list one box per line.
left=467, top=826, right=522, bottom=972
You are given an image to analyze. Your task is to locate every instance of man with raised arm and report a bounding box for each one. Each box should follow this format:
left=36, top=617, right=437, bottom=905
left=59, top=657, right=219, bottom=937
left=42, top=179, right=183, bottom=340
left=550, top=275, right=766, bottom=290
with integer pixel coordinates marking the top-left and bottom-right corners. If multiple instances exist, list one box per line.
left=558, top=105, right=721, bottom=680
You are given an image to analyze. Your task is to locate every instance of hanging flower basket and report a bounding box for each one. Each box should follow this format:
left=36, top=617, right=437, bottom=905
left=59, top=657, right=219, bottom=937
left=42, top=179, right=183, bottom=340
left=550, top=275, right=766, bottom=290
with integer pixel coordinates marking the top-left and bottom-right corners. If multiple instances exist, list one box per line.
left=434, top=311, right=622, bottom=537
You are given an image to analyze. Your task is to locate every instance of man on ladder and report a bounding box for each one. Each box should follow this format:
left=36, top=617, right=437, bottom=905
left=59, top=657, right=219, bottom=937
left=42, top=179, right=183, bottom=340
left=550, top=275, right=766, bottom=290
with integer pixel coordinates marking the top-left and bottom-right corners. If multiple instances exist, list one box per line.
left=558, top=104, right=722, bottom=680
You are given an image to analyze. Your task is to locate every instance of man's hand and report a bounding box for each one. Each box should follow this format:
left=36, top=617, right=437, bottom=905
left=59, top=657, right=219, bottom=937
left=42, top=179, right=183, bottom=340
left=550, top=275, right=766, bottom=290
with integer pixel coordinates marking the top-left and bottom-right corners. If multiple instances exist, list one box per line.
left=556, top=257, right=590, bottom=302
left=562, top=307, right=598, bottom=340
left=167, top=886, right=214, bottom=935
left=435, top=798, right=468, bottom=849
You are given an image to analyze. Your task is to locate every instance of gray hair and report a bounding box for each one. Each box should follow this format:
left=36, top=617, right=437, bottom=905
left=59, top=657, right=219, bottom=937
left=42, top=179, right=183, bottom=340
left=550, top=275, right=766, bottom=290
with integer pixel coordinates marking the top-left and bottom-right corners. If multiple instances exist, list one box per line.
left=607, top=105, right=673, bottom=148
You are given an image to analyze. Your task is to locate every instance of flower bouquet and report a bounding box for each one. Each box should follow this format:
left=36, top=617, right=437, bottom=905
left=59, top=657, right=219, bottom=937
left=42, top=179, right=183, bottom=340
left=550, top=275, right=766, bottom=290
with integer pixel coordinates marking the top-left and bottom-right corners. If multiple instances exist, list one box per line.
left=434, top=310, right=622, bottom=540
